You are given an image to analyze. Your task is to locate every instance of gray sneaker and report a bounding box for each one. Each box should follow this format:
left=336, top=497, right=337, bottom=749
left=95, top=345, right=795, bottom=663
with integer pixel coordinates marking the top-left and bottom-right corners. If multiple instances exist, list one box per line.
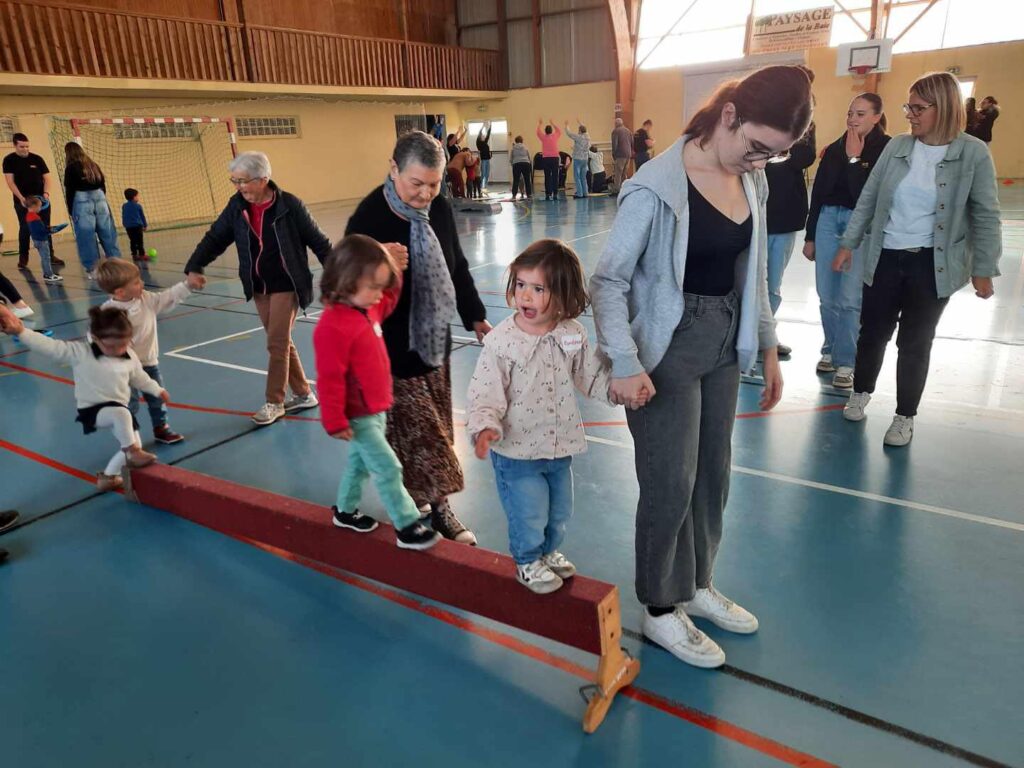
left=252, top=402, right=286, bottom=426
left=284, top=391, right=319, bottom=413
left=843, top=391, right=871, bottom=421
left=884, top=415, right=914, bottom=446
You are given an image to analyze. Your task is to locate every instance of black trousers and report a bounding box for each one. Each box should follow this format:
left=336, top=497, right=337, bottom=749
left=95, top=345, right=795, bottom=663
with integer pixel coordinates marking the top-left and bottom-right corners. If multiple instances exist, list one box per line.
left=126, top=227, right=145, bottom=256
left=511, top=162, right=532, bottom=197
left=853, top=248, right=950, bottom=417
left=542, top=156, right=559, bottom=198
left=13, top=198, right=53, bottom=264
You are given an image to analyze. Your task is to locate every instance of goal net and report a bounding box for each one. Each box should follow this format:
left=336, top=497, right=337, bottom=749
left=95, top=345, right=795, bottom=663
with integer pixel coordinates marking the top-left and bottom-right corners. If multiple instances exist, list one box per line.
left=48, top=117, right=237, bottom=231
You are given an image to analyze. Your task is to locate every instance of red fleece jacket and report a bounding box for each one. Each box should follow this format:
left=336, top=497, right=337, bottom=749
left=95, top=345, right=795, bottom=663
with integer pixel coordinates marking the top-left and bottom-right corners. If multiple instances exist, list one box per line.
left=313, top=278, right=402, bottom=434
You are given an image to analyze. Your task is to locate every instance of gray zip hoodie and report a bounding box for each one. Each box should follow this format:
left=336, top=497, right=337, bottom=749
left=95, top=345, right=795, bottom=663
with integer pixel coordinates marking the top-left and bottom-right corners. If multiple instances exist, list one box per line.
left=590, top=136, right=777, bottom=377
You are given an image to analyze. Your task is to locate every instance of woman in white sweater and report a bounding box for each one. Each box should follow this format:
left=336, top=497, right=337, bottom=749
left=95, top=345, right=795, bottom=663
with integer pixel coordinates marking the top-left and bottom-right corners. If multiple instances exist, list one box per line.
left=0, top=304, right=168, bottom=490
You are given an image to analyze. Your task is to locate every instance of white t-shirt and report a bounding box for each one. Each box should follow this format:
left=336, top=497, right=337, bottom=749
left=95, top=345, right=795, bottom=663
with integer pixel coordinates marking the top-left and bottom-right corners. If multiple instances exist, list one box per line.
left=882, top=140, right=949, bottom=250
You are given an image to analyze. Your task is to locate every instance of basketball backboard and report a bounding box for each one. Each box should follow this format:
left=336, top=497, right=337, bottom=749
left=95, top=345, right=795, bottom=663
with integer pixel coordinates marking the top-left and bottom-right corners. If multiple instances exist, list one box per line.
left=835, top=39, right=894, bottom=77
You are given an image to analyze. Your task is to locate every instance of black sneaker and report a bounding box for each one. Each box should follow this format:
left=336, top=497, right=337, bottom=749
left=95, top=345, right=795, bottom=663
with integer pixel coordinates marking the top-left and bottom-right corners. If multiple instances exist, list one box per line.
left=430, top=500, right=477, bottom=546
left=395, top=521, right=440, bottom=550
left=51, top=256, right=66, bottom=267
left=0, top=510, right=19, bottom=533
left=332, top=506, right=379, bottom=533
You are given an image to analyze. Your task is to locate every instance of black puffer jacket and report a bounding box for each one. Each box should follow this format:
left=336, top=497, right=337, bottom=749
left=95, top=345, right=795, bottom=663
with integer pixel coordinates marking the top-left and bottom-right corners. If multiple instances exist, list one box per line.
left=184, top=181, right=330, bottom=309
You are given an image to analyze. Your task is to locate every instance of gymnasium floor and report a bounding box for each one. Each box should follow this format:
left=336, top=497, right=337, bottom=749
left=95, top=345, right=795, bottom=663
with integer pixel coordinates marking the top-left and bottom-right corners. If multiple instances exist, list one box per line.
left=1, top=185, right=1022, bottom=767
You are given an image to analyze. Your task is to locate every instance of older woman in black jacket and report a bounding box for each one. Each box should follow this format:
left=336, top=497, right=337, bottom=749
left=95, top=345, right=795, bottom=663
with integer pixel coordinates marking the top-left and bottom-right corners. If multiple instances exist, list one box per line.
left=185, top=151, right=330, bottom=426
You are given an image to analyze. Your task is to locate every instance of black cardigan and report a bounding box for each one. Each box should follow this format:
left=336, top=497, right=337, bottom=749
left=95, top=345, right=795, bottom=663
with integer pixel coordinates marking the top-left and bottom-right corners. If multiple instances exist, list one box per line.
left=344, top=186, right=488, bottom=379
left=805, top=125, right=890, bottom=243
left=765, top=123, right=817, bottom=235
left=184, top=181, right=330, bottom=309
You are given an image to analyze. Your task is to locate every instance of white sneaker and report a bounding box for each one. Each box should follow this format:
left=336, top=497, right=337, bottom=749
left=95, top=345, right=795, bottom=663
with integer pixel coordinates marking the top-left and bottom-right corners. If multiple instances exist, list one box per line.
left=816, top=354, right=835, bottom=373
left=12, top=305, right=34, bottom=319
left=283, top=390, right=319, bottom=413
left=832, top=366, right=854, bottom=389
left=86, top=270, right=97, bottom=281
left=682, top=585, right=759, bottom=634
left=844, top=391, right=871, bottom=421
left=251, top=402, right=286, bottom=426
left=516, top=559, right=564, bottom=594
left=642, top=608, right=725, bottom=668
left=541, top=551, right=576, bottom=579
left=884, top=415, right=914, bottom=446
left=43, top=273, right=64, bottom=284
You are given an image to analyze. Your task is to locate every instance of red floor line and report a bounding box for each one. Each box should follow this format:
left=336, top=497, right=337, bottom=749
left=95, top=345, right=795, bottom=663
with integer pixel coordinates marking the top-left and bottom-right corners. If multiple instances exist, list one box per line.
left=244, top=538, right=836, bottom=768
left=0, top=437, right=104, bottom=485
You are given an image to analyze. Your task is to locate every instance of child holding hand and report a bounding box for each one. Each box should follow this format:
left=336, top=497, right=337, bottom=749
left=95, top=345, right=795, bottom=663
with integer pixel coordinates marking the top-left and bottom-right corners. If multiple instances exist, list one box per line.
left=313, top=234, right=440, bottom=551
left=468, top=239, right=643, bottom=593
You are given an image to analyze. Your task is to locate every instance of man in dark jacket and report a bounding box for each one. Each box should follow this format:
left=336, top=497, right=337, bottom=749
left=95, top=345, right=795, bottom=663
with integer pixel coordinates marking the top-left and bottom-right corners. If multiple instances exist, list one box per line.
left=764, top=123, right=816, bottom=357
left=185, top=151, right=330, bottom=426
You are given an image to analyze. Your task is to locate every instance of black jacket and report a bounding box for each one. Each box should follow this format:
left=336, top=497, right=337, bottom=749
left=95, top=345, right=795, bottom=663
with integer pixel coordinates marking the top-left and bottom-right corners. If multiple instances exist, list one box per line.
left=765, top=123, right=816, bottom=234
left=805, top=125, right=890, bottom=243
left=184, top=181, right=330, bottom=309
left=344, top=186, right=487, bottom=379
left=63, top=162, right=106, bottom=215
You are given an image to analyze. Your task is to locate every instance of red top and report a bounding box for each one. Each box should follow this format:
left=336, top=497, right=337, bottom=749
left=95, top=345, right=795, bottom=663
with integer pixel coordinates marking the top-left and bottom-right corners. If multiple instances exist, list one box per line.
left=247, top=193, right=275, bottom=240
left=313, top=276, right=403, bottom=434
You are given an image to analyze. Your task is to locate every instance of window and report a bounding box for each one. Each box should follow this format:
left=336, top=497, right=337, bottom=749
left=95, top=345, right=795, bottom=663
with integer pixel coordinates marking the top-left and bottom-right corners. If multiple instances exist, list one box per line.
left=114, top=123, right=199, bottom=140
left=0, top=116, right=17, bottom=144
left=234, top=117, right=300, bottom=138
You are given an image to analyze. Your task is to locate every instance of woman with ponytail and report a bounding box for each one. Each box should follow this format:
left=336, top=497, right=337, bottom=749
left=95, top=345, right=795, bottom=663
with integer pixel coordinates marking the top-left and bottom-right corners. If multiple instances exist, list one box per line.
left=591, top=65, right=812, bottom=668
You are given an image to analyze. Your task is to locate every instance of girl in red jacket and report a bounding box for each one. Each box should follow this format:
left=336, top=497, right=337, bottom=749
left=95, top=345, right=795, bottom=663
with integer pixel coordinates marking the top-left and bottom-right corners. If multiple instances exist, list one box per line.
left=314, top=234, right=440, bottom=550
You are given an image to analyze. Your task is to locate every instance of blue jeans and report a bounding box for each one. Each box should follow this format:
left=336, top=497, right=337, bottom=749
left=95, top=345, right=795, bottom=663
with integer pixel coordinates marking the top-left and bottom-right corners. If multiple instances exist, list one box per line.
left=72, top=189, right=121, bottom=270
left=32, top=239, right=55, bottom=278
left=491, top=453, right=574, bottom=565
left=766, top=232, right=797, bottom=316
left=572, top=159, right=589, bottom=197
left=130, top=364, right=168, bottom=430
left=480, top=158, right=490, bottom=188
left=813, top=206, right=864, bottom=368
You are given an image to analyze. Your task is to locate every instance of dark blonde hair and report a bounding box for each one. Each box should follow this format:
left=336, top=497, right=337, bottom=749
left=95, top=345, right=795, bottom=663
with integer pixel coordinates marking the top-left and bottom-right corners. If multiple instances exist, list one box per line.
left=505, top=239, right=589, bottom=320
left=910, top=71, right=965, bottom=144
left=64, top=142, right=103, bottom=184
left=88, top=306, right=133, bottom=340
left=96, top=258, right=141, bottom=294
left=320, top=234, right=398, bottom=305
left=685, top=65, right=813, bottom=148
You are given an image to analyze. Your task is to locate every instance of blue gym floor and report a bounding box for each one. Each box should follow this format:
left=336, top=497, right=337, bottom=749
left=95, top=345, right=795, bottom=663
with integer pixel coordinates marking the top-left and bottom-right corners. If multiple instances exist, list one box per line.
left=2, top=186, right=1022, bottom=767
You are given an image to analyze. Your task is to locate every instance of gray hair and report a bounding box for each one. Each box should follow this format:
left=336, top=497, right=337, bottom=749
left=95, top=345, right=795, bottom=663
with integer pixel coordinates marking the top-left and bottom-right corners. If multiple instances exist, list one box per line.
left=614, top=118, right=624, bottom=127
left=229, top=151, right=272, bottom=180
left=393, top=130, right=446, bottom=172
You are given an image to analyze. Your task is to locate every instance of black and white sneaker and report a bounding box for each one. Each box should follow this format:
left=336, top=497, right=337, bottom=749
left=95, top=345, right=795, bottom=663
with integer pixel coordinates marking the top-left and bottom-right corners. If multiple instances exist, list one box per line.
left=0, top=510, right=20, bottom=533
left=332, top=506, right=379, bottom=533
left=395, top=521, right=441, bottom=550
left=430, top=500, right=477, bottom=545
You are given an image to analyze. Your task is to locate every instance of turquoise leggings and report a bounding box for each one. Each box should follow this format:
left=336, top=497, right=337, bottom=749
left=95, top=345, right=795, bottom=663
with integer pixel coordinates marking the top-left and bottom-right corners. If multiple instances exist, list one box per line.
left=337, top=413, right=419, bottom=530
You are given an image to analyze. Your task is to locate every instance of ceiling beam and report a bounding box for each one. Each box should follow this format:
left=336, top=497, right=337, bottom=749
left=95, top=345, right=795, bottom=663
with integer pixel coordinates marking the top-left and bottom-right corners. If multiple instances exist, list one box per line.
left=607, top=0, right=635, bottom=129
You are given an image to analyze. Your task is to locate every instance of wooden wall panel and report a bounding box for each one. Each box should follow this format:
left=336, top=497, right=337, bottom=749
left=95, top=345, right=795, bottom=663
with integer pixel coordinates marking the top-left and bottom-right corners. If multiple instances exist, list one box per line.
left=240, top=0, right=454, bottom=45
left=70, top=0, right=221, bottom=22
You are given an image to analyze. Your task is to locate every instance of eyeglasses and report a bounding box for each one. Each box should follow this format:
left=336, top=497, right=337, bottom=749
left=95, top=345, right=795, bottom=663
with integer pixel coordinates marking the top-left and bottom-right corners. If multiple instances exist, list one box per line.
left=738, top=119, right=790, bottom=164
left=901, top=103, right=934, bottom=117
left=229, top=177, right=264, bottom=186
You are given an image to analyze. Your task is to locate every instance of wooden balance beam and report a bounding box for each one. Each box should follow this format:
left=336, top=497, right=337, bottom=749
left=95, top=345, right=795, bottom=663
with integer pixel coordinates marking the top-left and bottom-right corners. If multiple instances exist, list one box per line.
left=127, top=464, right=639, bottom=732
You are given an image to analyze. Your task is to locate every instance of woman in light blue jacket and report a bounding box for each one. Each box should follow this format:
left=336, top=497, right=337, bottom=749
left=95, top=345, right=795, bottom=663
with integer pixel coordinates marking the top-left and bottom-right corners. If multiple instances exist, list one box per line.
left=591, top=65, right=812, bottom=669
left=834, top=72, right=1001, bottom=446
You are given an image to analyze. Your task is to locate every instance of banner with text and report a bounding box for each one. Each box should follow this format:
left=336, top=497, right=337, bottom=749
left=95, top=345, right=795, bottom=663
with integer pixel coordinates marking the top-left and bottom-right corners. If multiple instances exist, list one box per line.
left=748, top=7, right=834, bottom=55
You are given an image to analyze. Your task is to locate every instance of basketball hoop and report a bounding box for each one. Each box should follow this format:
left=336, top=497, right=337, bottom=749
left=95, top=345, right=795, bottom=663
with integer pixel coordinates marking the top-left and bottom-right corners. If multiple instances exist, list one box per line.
left=849, top=65, right=872, bottom=78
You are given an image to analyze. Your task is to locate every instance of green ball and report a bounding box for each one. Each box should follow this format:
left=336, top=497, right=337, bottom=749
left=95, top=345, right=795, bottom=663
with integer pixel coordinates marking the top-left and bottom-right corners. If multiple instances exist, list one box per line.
left=146, top=248, right=158, bottom=260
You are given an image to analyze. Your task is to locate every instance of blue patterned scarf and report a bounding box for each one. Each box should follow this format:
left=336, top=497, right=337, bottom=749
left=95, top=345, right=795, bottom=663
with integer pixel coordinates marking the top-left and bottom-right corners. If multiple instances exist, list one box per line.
left=382, top=176, right=456, bottom=368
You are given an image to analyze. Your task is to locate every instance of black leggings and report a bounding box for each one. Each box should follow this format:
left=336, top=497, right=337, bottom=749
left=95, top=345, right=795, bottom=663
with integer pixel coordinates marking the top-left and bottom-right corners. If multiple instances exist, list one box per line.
left=511, top=162, right=532, bottom=197
left=0, top=235, right=23, bottom=303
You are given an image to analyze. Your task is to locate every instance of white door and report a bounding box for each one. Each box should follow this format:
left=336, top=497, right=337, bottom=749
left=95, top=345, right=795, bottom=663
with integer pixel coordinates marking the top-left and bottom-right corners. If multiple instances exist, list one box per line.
left=467, top=119, right=510, bottom=184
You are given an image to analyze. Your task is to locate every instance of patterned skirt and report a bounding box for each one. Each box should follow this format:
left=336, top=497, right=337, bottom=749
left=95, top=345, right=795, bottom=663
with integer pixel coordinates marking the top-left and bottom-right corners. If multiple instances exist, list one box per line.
left=386, top=361, right=464, bottom=506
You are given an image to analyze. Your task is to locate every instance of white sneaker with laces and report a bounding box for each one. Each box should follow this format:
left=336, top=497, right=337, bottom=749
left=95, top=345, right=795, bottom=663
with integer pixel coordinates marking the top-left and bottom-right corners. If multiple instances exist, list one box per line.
left=832, top=366, right=854, bottom=389
left=816, top=354, right=835, bottom=373
left=884, top=414, right=914, bottom=446
left=516, top=559, right=564, bottom=594
left=12, top=305, right=34, bottom=319
left=43, top=273, right=64, bottom=284
left=252, top=402, right=286, bottom=426
left=844, top=391, right=871, bottom=421
left=682, top=585, right=758, bottom=634
left=284, top=390, right=319, bottom=413
left=541, top=551, right=576, bottom=579
left=642, top=608, right=725, bottom=668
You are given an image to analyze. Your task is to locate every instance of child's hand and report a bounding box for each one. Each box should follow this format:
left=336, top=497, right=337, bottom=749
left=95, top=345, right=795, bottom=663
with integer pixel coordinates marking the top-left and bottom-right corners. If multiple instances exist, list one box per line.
left=186, top=272, right=206, bottom=290
left=632, top=385, right=652, bottom=407
left=383, top=242, right=409, bottom=271
left=331, top=428, right=354, bottom=441
left=0, top=304, right=24, bottom=335
left=474, top=428, right=499, bottom=459
left=159, top=390, right=171, bottom=404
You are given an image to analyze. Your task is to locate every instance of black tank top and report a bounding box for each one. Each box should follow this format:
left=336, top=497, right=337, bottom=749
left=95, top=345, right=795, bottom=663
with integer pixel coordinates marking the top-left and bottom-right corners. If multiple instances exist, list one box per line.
left=683, top=177, right=752, bottom=296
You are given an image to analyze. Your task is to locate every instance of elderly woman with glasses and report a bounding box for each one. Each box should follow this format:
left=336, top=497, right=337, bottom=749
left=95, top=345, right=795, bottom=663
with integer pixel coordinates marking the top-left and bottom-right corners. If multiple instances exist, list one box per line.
left=185, top=151, right=331, bottom=426
left=344, top=131, right=490, bottom=545
left=833, top=72, right=1001, bottom=446
left=591, top=65, right=812, bottom=669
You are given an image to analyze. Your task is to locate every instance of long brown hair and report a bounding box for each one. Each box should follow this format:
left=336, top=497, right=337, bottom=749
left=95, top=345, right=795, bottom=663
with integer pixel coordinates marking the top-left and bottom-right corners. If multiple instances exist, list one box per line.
left=64, top=142, right=103, bottom=184
left=320, top=234, right=398, bottom=305
left=685, top=65, right=813, bottom=148
left=506, top=239, right=589, bottom=320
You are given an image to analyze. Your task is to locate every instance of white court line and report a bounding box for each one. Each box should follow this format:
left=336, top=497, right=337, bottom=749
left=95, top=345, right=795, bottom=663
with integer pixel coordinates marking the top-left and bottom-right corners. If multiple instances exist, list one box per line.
left=165, top=350, right=316, bottom=385
left=584, top=434, right=1024, bottom=533
left=169, top=326, right=262, bottom=354
left=564, top=228, right=611, bottom=244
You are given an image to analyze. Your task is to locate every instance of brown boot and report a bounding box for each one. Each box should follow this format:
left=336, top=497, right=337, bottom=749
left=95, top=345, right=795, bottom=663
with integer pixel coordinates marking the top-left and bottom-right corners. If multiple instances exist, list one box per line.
left=124, top=446, right=157, bottom=468
left=96, top=473, right=124, bottom=491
